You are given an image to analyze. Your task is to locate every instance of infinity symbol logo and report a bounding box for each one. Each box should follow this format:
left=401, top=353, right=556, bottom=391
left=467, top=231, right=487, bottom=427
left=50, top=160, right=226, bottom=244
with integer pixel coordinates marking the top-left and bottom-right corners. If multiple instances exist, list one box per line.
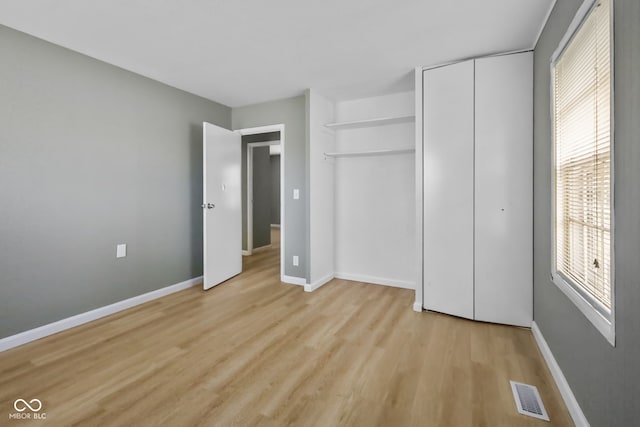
left=13, top=399, right=42, bottom=412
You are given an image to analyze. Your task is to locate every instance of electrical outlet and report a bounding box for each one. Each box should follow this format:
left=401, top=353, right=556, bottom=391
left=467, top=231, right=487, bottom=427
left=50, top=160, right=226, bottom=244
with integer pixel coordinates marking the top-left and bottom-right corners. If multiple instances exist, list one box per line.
left=293, top=255, right=299, bottom=266
left=116, top=244, right=127, bottom=258
left=293, top=189, right=300, bottom=200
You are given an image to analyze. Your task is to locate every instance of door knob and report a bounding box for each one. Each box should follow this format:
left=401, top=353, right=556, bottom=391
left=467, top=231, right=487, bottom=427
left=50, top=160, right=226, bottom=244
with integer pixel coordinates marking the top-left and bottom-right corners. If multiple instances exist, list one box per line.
left=201, top=203, right=215, bottom=209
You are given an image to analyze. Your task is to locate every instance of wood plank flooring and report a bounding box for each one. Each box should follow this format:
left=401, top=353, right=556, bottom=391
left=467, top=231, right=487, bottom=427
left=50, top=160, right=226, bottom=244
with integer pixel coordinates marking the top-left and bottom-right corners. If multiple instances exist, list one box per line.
left=0, top=229, right=572, bottom=426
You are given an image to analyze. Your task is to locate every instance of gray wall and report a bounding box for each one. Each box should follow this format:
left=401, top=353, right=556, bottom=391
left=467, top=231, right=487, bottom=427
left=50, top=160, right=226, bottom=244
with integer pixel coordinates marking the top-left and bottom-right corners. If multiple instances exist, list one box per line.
left=252, top=146, right=272, bottom=249
left=270, top=155, right=281, bottom=225
left=0, top=25, right=231, bottom=339
left=232, top=97, right=307, bottom=278
left=533, top=1, right=640, bottom=425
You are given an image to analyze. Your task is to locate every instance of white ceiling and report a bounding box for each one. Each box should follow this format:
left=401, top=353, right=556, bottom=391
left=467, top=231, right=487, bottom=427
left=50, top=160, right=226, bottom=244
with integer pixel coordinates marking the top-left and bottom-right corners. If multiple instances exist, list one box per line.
left=0, top=0, right=553, bottom=107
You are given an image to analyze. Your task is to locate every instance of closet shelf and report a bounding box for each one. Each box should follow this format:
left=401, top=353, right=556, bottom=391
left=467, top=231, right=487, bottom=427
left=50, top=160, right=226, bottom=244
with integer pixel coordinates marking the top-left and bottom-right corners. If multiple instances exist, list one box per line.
left=324, top=148, right=415, bottom=158
left=324, top=115, right=415, bottom=130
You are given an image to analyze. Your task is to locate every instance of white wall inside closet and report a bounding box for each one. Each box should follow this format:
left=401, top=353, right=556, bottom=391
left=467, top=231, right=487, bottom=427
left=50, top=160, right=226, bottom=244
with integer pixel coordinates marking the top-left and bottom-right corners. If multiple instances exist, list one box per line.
left=307, top=90, right=336, bottom=289
left=332, top=92, right=416, bottom=289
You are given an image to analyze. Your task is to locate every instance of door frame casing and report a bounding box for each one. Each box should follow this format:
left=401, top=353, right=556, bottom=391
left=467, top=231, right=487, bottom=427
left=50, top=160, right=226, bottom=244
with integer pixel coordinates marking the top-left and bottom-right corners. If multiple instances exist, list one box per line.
left=237, top=124, right=286, bottom=283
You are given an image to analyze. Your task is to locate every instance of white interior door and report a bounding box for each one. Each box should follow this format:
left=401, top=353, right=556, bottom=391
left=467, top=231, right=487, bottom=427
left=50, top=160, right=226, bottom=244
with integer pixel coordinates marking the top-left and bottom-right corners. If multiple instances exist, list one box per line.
left=203, top=122, right=242, bottom=290
left=423, top=60, right=475, bottom=319
left=474, top=53, right=533, bottom=327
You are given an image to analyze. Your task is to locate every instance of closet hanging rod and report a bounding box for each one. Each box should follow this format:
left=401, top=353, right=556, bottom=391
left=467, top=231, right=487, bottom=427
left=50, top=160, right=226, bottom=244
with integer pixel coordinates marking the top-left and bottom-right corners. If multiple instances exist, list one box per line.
left=324, top=148, right=415, bottom=158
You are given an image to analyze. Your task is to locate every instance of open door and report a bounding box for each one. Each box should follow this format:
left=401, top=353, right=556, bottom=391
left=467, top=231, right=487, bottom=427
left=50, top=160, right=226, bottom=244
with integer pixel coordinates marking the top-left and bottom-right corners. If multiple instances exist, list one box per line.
left=203, top=122, right=242, bottom=290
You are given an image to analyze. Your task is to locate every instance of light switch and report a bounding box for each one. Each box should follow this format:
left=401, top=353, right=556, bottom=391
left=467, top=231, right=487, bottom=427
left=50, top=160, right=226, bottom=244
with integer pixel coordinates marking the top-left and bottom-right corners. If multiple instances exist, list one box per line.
left=293, top=255, right=299, bottom=266
left=293, top=189, right=300, bottom=200
left=116, top=244, right=127, bottom=258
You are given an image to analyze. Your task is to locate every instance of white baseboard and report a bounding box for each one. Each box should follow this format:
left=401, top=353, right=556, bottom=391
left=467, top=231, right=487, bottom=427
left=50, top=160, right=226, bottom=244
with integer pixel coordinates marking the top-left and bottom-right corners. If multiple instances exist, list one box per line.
left=531, top=321, right=590, bottom=427
left=0, top=276, right=203, bottom=353
left=270, top=224, right=281, bottom=228
left=334, top=272, right=415, bottom=290
left=304, top=274, right=334, bottom=292
left=251, top=244, right=272, bottom=254
left=413, top=301, right=423, bottom=312
left=242, top=250, right=252, bottom=256
left=281, top=275, right=306, bottom=286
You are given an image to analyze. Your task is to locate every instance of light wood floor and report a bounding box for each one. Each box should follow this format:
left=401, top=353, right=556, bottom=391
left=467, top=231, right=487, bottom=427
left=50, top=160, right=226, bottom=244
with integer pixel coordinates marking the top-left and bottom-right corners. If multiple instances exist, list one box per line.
left=0, top=228, right=572, bottom=426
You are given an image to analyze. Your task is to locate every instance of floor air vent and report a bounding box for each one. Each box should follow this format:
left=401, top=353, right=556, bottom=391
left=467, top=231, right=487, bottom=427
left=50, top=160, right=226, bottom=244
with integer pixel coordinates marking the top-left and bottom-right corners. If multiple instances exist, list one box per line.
left=510, top=381, right=550, bottom=421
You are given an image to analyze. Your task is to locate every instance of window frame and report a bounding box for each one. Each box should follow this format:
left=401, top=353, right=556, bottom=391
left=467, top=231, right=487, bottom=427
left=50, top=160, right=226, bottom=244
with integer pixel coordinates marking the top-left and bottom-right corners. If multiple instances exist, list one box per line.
left=549, top=0, right=615, bottom=346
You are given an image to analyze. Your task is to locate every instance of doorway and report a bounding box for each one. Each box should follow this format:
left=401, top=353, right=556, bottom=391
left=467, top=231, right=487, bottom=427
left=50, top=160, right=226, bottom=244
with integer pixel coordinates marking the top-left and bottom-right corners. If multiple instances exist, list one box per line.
left=238, top=125, right=285, bottom=281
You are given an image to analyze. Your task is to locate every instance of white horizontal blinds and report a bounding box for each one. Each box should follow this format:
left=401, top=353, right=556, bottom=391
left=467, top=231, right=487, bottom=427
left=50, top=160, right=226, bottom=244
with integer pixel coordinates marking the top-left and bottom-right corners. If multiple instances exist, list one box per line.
left=554, top=0, right=612, bottom=311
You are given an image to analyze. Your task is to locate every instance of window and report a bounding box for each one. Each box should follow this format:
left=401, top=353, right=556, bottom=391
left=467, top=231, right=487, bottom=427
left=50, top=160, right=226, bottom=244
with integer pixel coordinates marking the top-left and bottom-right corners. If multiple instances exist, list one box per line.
left=551, top=0, right=614, bottom=345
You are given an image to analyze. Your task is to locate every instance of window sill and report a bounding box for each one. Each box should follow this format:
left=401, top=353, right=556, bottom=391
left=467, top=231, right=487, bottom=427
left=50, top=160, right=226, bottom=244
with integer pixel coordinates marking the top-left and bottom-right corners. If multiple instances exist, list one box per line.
left=552, top=274, right=615, bottom=346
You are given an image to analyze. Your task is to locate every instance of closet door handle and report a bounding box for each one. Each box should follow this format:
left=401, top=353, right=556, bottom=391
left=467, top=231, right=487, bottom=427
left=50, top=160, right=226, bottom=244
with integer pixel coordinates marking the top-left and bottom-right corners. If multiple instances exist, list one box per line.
left=201, top=203, right=215, bottom=209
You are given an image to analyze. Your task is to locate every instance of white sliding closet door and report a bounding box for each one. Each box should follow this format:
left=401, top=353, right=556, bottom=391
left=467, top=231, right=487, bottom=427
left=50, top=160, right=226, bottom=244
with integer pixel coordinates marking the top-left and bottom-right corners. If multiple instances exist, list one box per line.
left=474, top=53, right=533, bottom=327
left=423, top=60, right=475, bottom=319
